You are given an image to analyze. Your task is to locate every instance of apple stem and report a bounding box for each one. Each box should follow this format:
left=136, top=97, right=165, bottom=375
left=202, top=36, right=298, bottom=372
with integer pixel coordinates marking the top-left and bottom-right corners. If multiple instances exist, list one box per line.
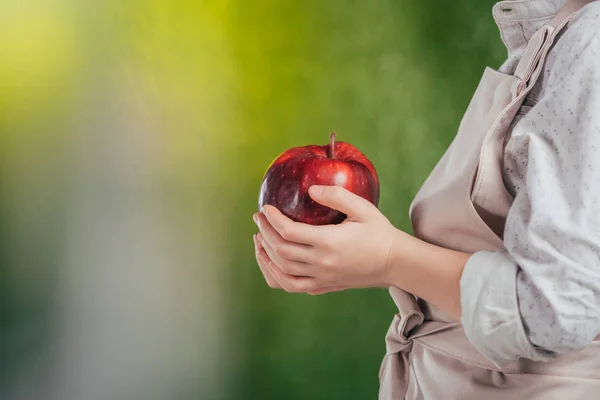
left=330, top=132, right=336, bottom=159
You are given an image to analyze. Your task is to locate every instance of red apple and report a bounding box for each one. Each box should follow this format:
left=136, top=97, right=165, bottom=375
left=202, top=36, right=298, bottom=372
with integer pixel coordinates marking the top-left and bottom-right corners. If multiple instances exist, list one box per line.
left=258, top=133, right=379, bottom=225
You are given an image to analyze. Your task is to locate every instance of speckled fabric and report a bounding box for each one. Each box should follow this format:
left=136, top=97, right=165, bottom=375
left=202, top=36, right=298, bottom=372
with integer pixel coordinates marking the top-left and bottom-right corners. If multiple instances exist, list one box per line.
left=460, top=0, right=600, bottom=365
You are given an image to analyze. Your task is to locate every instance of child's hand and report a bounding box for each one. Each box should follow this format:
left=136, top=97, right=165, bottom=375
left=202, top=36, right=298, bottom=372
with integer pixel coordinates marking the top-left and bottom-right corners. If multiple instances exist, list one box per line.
left=252, top=185, right=398, bottom=295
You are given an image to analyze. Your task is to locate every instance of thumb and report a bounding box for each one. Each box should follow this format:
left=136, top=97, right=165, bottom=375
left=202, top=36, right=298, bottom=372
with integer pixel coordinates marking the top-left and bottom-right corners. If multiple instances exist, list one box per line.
left=308, top=185, right=373, bottom=220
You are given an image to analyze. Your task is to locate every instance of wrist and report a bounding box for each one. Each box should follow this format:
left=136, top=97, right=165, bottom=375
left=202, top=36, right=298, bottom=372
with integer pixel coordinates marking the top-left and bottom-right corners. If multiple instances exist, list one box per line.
left=381, top=228, right=417, bottom=288
left=384, top=230, right=472, bottom=320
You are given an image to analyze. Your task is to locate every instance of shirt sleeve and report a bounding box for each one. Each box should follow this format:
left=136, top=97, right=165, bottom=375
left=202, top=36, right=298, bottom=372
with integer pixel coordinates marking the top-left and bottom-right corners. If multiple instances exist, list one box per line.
left=460, top=24, right=600, bottom=366
left=460, top=251, right=555, bottom=366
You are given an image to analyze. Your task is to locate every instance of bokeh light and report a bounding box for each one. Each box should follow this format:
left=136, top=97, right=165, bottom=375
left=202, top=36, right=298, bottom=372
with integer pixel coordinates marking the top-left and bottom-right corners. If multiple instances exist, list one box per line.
left=0, top=1, right=504, bottom=399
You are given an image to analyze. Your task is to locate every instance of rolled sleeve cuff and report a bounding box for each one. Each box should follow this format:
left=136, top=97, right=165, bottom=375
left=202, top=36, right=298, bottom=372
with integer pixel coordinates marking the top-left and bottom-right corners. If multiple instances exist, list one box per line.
left=460, top=250, right=553, bottom=367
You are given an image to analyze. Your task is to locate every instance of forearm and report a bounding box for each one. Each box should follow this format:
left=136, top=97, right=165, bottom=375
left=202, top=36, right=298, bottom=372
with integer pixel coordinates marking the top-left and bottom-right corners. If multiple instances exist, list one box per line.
left=384, top=230, right=551, bottom=366
left=385, top=228, right=471, bottom=320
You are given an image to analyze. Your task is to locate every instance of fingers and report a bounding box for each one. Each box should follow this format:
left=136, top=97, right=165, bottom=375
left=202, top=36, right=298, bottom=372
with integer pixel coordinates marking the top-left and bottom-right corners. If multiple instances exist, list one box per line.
left=254, top=212, right=313, bottom=263
left=307, top=286, right=346, bottom=296
left=308, top=185, right=373, bottom=221
left=257, top=233, right=315, bottom=277
left=268, top=261, right=320, bottom=293
left=254, top=233, right=338, bottom=295
left=254, top=234, right=281, bottom=289
left=261, top=205, right=323, bottom=246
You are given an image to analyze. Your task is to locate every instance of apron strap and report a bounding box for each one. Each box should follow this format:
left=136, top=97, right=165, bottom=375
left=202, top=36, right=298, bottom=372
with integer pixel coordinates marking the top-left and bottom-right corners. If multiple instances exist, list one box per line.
left=550, top=0, right=596, bottom=29
left=380, top=287, right=461, bottom=399
left=514, top=0, right=595, bottom=83
left=513, top=27, right=553, bottom=86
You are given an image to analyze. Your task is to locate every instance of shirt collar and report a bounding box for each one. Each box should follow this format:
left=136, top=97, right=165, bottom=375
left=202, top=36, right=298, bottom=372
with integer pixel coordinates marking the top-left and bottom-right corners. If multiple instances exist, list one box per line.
left=493, top=0, right=567, bottom=52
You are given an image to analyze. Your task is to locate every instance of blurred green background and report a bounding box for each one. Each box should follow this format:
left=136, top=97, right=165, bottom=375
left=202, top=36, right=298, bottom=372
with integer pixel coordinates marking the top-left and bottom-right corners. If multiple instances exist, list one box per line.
left=0, top=0, right=505, bottom=399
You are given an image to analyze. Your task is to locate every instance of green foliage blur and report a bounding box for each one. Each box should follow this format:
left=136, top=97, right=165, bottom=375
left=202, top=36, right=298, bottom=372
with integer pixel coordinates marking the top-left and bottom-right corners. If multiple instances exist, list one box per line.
left=0, top=0, right=505, bottom=399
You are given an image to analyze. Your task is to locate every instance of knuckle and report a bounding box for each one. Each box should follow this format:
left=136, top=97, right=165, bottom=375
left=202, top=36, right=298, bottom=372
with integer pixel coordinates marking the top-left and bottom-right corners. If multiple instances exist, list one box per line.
left=272, top=243, right=283, bottom=258
left=290, top=280, right=307, bottom=293
left=320, top=256, right=336, bottom=268
left=279, top=226, right=292, bottom=241
left=279, top=263, right=292, bottom=274
left=330, top=186, right=344, bottom=198
left=270, top=240, right=280, bottom=255
left=285, top=282, right=299, bottom=293
left=320, top=237, right=333, bottom=249
left=277, top=245, right=294, bottom=260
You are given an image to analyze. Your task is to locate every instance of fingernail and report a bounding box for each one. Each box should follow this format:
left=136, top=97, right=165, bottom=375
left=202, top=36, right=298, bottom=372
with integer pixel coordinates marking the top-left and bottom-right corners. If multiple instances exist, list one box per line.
left=261, top=206, right=267, bottom=215
left=253, top=214, right=258, bottom=225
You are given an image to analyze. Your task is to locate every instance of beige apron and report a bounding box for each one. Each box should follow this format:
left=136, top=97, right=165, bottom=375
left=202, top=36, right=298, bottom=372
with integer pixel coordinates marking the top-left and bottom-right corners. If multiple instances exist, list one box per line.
left=379, top=1, right=600, bottom=399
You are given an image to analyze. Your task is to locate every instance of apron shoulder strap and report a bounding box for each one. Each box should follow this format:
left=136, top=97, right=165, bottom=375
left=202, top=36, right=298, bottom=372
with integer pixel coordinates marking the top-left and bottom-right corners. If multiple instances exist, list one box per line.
left=513, top=0, right=595, bottom=83
left=551, top=0, right=595, bottom=29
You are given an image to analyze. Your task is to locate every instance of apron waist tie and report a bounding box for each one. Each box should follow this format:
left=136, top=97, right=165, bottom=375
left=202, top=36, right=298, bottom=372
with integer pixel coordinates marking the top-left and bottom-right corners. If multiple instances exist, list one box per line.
left=379, top=287, right=520, bottom=399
